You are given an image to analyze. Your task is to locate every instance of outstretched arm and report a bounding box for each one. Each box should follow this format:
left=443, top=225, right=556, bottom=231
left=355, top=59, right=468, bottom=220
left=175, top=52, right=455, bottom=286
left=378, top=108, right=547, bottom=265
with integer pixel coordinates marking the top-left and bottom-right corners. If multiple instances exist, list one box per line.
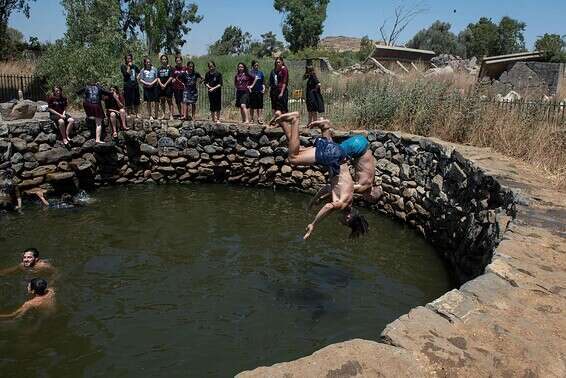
left=0, top=265, right=21, bottom=276
left=0, top=303, right=30, bottom=320
left=304, top=200, right=345, bottom=240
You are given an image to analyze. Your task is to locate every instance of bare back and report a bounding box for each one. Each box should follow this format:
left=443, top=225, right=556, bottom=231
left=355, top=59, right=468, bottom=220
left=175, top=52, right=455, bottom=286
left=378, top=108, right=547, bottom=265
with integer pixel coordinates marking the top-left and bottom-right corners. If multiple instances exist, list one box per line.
left=354, top=149, right=376, bottom=190
left=331, top=163, right=354, bottom=206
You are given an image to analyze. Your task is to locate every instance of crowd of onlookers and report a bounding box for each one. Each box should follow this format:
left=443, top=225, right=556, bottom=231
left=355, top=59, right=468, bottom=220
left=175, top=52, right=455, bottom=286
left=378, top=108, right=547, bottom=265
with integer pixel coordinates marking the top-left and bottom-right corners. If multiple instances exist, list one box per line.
left=46, top=54, right=326, bottom=144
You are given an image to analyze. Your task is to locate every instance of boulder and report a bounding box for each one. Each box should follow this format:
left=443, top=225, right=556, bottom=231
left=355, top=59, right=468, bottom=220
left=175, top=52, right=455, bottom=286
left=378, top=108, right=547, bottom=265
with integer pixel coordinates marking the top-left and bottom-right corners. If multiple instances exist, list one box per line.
left=35, top=147, right=72, bottom=164
left=7, top=100, right=37, bottom=120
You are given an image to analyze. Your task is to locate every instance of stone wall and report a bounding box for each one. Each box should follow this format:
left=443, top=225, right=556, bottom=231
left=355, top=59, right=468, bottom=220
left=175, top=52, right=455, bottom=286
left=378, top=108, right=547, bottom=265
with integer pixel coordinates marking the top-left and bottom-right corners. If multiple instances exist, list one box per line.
left=491, top=61, right=565, bottom=96
left=0, top=117, right=516, bottom=285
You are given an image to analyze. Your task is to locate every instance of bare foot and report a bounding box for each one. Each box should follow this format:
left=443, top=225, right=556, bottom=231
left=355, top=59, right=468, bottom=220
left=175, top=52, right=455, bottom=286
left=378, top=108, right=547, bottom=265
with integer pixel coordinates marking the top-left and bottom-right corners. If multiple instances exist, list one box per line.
left=112, top=132, right=118, bottom=138
left=309, top=118, right=331, bottom=129
left=273, top=111, right=299, bottom=125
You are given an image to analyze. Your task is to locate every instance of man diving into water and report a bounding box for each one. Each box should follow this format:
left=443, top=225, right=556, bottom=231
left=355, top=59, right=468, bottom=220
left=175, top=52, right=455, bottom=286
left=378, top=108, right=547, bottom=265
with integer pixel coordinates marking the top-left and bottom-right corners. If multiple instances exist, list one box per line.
left=308, top=119, right=382, bottom=204
left=273, top=112, right=368, bottom=239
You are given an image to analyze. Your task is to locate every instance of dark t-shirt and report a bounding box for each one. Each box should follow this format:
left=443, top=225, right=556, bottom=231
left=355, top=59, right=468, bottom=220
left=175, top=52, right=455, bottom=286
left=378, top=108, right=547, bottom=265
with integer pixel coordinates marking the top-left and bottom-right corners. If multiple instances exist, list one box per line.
left=181, top=71, right=202, bottom=92
left=276, top=66, right=289, bottom=91
left=250, top=69, right=265, bottom=92
left=47, top=95, right=67, bottom=114
left=204, top=70, right=223, bottom=88
left=234, top=72, right=253, bottom=91
left=172, top=65, right=187, bottom=91
left=77, top=85, right=109, bottom=104
left=104, top=94, right=125, bottom=110
left=157, top=65, right=173, bottom=85
left=121, top=64, right=140, bottom=87
left=306, top=75, right=320, bottom=92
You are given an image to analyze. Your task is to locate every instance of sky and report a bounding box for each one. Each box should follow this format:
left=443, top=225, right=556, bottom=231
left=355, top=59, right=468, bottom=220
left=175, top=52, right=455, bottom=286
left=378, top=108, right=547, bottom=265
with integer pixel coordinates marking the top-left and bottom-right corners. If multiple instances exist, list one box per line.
left=8, top=0, right=566, bottom=56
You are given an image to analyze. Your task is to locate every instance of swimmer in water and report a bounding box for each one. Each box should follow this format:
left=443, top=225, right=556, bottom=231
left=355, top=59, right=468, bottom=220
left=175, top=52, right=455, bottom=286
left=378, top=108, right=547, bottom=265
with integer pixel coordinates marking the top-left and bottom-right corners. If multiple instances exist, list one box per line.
left=273, top=112, right=368, bottom=239
left=0, top=248, right=55, bottom=276
left=0, top=278, right=56, bottom=320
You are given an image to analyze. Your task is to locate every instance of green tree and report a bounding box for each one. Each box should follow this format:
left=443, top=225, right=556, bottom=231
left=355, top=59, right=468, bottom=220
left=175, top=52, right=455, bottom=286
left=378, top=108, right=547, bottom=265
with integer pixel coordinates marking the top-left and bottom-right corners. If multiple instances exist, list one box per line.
left=249, top=31, right=284, bottom=57
left=497, top=16, right=526, bottom=55
left=0, top=0, right=34, bottom=58
left=274, top=0, right=330, bottom=52
left=535, top=33, right=566, bottom=63
left=118, top=0, right=202, bottom=54
left=458, top=17, right=500, bottom=58
left=39, top=0, right=144, bottom=97
left=208, top=26, right=252, bottom=55
left=407, top=21, right=465, bottom=56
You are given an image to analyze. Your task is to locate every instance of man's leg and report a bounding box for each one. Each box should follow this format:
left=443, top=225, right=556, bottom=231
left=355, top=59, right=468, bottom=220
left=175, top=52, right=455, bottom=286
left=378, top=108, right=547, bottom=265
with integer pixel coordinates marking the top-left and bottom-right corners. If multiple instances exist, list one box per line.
left=274, top=112, right=316, bottom=165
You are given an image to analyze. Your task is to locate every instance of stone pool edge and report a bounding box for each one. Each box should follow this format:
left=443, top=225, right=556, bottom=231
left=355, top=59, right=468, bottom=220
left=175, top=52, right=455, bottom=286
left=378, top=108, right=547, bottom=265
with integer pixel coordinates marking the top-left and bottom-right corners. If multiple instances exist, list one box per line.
left=1, top=117, right=565, bottom=377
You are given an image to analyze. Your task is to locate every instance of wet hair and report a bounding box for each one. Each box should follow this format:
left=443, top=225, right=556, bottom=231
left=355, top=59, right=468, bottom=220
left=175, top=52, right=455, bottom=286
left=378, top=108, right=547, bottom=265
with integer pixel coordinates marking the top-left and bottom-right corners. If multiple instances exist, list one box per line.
left=143, top=56, right=152, bottom=68
left=342, top=208, right=369, bottom=239
left=23, top=248, right=39, bottom=258
left=208, top=60, right=216, bottom=69
left=29, top=278, right=47, bottom=296
left=53, top=85, right=62, bottom=94
left=274, top=56, right=285, bottom=68
left=187, top=61, right=195, bottom=71
left=251, top=59, right=258, bottom=67
left=160, top=54, right=169, bottom=64
left=175, top=54, right=183, bottom=64
left=110, top=85, right=120, bottom=94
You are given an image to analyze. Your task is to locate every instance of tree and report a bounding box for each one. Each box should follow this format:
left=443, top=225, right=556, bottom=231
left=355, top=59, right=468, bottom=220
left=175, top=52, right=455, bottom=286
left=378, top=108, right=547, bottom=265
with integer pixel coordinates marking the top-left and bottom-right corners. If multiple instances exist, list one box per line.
left=118, top=0, right=202, bottom=54
left=535, top=34, right=566, bottom=63
left=378, top=1, right=427, bottom=46
left=406, top=21, right=464, bottom=56
left=458, top=17, right=499, bottom=58
left=208, top=26, right=252, bottom=56
left=0, top=0, right=34, bottom=58
left=249, top=32, right=284, bottom=57
left=39, top=0, right=144, bottom=96
left=274, top=0, right=329, bottom=52
left=497, top=16, right=526, bottom=55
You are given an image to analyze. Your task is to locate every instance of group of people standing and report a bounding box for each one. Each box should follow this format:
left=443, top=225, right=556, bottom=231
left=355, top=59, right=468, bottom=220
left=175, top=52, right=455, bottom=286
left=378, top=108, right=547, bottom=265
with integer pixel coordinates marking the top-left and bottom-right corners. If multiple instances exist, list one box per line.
left=46, top=54, right=327, bottom=145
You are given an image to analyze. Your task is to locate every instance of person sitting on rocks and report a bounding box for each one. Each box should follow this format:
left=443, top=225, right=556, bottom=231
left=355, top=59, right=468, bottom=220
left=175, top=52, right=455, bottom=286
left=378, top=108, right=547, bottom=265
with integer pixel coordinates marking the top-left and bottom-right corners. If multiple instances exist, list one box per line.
left=104, top=86, right=129, bottom=138
left=0, top=278, right=56, bottom=320
left=0, top=248, right=55, bottom=276
left=47, top=86, right=75, bottom=146
left=273, top=112, right=368, bottom=239
left=309, top=119, right=382, bottom=204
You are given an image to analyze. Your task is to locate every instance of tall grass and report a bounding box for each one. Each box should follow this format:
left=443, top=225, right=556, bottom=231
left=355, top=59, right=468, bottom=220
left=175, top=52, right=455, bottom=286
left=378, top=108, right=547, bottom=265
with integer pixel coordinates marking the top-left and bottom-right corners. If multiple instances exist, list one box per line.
left=347, top=75, right=566, bottom=189
left=0, top=60, right=37, bottom=75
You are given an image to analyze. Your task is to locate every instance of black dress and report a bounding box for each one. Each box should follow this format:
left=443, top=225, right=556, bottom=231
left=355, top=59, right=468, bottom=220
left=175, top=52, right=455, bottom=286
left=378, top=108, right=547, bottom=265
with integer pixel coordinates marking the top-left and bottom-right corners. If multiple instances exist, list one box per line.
left=204, top=70, right=223, bottom=112
left=305, top=75, right=325, bottom=113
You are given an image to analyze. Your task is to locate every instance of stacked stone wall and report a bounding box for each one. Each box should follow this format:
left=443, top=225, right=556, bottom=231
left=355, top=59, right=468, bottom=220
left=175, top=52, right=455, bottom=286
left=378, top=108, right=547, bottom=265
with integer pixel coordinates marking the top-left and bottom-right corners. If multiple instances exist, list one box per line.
left=0, top=117, right=516, bottom=284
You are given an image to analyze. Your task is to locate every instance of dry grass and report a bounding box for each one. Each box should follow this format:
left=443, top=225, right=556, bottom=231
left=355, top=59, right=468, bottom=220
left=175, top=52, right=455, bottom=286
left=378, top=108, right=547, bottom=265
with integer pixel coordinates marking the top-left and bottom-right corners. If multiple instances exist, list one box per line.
left=339, top=74, right=566, bottom=190
left=557, top=76, right=566, bottom=100
left=0, top=59, right=37, bottom=75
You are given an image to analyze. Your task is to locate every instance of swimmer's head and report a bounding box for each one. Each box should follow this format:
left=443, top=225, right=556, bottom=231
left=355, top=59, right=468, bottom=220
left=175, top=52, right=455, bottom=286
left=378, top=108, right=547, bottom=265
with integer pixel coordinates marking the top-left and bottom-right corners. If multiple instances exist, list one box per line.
left=28, top=278, right=48, bottom=296
left=340, top=208, right=369, bottom=239
left=22, top=248, right=40, bottom=267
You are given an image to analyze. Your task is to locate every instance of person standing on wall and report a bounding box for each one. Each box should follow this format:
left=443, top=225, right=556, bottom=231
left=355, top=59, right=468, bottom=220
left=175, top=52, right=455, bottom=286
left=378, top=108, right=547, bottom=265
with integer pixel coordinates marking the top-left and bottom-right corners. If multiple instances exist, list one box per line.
left=268, top=57, right=289, bottom=124
left=171, top=55, right=187, bottom=119
left=304, top=65, right=325, bottom=126
left=77, top=80, right=111, bottom=144
left=234, top=63, right=253, bottom=124
left=248, top=60, right=265, bottom=124
left=181, top=61, right=202, bottom=121
left=204, top=61, right=223, bottom=124
left=138, top=57, right=159, bottom=120
left=120, top=53, right=141, bottom=118
left=157, top=55, right=174, bottom=120
left=47, top=86, right=75, bottom=146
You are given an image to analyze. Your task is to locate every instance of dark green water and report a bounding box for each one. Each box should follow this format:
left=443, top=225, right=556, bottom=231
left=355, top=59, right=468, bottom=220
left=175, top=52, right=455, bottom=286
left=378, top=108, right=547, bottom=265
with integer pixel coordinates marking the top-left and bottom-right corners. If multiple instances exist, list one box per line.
left=0, top=185, right=453, bottom=377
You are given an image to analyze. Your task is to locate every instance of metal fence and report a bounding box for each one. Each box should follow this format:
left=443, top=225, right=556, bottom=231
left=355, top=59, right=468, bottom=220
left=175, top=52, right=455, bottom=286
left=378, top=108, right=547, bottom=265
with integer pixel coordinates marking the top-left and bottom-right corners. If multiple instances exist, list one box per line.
left=0, top=74, right=47, bottom=102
